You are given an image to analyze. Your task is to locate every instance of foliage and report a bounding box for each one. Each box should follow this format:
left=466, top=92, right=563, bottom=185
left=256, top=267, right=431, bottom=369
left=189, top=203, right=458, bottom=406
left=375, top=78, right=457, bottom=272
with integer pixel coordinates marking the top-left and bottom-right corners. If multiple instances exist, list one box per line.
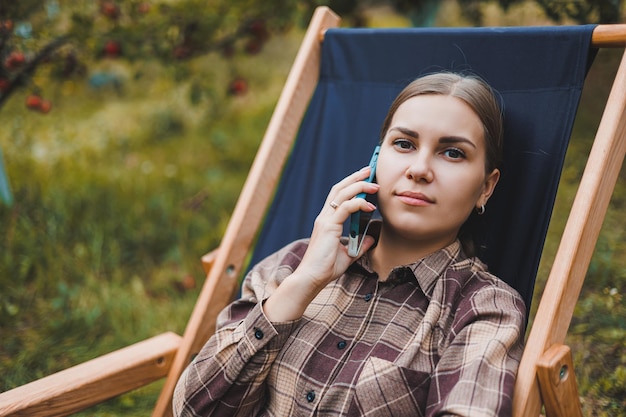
left=455, top=0, right=625, bottom=24
left=534, top=0, right=624, bottom=23
left=0, top=0, right=310, bottom=206
left=0, top=0, right=302, bottom=108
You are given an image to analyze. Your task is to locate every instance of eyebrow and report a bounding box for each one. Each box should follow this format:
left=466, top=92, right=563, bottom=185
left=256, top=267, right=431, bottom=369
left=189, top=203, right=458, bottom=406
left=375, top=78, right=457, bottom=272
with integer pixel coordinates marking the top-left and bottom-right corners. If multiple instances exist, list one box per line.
left=389, top=127, right=477, bottom=149
left=389, top=126, right=418, bottom=138
left=439, top=136, right=477, bottom=149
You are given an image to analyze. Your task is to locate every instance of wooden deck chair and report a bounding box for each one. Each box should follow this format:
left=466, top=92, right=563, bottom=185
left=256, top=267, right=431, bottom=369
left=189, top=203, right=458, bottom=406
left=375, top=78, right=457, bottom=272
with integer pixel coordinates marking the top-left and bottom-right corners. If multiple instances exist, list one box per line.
left=1, top=6, right=626, bottom=417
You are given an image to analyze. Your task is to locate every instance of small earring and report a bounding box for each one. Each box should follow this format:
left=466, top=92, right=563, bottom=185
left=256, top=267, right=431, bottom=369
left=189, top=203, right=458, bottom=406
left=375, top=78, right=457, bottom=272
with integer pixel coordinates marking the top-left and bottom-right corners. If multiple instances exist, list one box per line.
left=476, top=205, right=486, bottom=215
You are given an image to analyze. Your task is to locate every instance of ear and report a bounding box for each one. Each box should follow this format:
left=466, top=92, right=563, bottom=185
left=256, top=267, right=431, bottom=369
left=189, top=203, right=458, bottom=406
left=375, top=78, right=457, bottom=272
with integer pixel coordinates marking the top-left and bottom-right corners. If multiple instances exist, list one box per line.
left=477, top=168, right=500, bottom=208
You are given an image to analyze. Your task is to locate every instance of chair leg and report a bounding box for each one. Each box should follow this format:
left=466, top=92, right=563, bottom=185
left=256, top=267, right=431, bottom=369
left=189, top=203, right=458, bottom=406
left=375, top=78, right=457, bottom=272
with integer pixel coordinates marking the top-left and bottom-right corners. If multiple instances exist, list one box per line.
left=536, top=344, right=583, bottom=417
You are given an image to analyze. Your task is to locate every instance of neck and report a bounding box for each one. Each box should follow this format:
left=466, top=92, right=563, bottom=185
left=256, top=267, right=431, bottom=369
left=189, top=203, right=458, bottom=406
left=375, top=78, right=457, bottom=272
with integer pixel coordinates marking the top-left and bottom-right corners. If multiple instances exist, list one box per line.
left=370, top=226, right=455, bottom=280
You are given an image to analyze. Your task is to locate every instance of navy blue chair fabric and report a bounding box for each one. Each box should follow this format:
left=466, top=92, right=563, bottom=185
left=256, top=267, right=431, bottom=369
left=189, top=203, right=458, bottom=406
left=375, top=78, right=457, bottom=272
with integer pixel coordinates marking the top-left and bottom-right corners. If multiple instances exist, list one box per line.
left=250, top=26, right=596, bottom=310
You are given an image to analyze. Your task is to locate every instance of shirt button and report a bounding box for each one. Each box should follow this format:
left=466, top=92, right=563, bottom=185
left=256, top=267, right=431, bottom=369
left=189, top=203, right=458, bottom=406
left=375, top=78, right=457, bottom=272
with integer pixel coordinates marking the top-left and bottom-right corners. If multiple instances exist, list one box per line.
left=364, top=293, right=373, bottom=302
left=254, top=328, right=264, bottom=340
left=337, top=340, right=347, bottom=350
left=306, top=390, right=316, bottom=402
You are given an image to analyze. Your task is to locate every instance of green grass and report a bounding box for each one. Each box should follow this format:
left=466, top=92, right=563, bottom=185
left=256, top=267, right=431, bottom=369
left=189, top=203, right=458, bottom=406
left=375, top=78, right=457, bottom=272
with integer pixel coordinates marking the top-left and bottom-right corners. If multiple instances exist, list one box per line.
left=1, top=14, right=625, bottom=417
left=0, top=28, right=300, bottom=415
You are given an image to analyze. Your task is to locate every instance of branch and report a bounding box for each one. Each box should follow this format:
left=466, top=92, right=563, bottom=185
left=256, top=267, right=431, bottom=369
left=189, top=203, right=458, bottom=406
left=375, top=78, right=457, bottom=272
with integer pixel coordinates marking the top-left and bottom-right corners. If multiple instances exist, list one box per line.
left=0, top=35, right=70, bottom=109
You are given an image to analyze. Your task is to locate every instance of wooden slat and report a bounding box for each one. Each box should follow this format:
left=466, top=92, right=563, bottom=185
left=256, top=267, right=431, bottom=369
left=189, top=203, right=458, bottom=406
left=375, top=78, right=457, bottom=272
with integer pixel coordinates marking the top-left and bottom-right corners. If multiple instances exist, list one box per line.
left=201, top=248, right=219, bottom=275
left=592, top=24, right=626, bottom=47
left=0, top=332, right=181, bottom=417
left=150, top=7, right=342, bottom=417
left=537, top=344, right=583, bottom=417
left=513, top=48, right=626, bottom=416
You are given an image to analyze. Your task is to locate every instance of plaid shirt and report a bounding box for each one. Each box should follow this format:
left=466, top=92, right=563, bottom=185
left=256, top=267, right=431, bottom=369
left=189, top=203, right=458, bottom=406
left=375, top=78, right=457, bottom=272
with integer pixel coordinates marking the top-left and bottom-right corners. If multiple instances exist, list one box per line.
left=173, top=238, right=526, bottom=417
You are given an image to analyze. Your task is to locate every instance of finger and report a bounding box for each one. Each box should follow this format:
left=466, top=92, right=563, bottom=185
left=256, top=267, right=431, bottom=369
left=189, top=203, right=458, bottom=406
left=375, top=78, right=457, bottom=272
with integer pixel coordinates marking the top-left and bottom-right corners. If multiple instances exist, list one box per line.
left=314, top=195, right=376, bottom=238
left=336, top=196, right=377, bottom=215
left=327, top=182, right=378, bottom=213
left=325, top=167, right=372, bottom=205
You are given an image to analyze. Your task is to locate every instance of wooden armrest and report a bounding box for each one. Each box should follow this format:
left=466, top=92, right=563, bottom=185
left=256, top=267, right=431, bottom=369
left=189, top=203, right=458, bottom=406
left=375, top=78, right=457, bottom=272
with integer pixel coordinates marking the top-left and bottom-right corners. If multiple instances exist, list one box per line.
left=536, top=344, right=583, bottom=417
left=201, top=247, right=220, bottom=274
left=0, top=332, right=182, bottom=417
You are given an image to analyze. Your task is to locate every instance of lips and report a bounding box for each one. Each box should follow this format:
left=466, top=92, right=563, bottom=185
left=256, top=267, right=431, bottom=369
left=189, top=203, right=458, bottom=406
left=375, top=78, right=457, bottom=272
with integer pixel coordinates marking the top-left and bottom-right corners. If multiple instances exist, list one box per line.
left=395, top=191, right=434, bottom=206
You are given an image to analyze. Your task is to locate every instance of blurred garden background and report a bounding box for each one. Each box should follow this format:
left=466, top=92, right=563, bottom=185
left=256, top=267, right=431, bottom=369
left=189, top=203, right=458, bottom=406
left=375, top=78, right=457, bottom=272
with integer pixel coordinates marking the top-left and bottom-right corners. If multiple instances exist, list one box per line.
left=0, top=0, right=625, bottom=415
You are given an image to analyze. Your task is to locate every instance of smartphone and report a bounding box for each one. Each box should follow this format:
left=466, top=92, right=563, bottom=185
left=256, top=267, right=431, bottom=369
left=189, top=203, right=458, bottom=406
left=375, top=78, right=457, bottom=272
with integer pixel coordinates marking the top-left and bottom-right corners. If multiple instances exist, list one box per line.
left=348, top=145, right=380, bottom=257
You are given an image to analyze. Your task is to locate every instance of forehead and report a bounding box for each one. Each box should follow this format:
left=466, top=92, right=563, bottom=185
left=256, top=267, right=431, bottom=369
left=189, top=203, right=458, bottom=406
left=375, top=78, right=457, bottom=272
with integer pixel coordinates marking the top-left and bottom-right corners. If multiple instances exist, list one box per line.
left=389, top=94, right=484, bottom=141
left=394, top=94, right=479, bottom=121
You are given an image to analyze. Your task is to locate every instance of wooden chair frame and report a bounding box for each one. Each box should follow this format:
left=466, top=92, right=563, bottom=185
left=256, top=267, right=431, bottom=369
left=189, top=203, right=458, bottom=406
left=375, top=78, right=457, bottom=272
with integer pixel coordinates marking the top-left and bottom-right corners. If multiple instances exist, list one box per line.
left=1, top=7, right=625, bottom=417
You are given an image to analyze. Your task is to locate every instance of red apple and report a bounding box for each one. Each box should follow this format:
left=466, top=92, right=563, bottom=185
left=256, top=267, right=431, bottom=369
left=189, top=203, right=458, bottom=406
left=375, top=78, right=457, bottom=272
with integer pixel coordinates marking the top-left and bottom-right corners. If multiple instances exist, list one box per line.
left=103, top=40, right=121, bottom=58
left=5, top=51, right=25, bottom=70
left=228, top=77, right=248, bottom=96
left=244, top=39, right=263, bottom=55
left=247, top=20, right=268, bottom=41
left=101, top=1, right=120, bottom=19
left=1, top=20, right=13, bottom=33
left=181, top=275, right=196, bottom=290
left=39, top=99, right=52, bottom=114
left=137, top=2, right=150, bottom=14
left=25, top=94, right=42, bottom=110
left=0, top=78, right=10, bottom=92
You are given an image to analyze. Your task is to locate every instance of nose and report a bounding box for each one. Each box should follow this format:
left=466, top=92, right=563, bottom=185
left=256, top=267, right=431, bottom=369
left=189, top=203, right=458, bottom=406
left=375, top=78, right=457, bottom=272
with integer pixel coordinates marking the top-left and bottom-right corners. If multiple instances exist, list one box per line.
left=405, top=151, right=434, bottom=183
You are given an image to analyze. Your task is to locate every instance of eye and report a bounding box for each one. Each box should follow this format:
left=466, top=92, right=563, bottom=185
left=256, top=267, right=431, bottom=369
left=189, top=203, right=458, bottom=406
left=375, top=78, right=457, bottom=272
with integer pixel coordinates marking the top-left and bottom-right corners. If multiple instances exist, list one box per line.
left=443, top=148, right=466, bottom=160
left=393, top=139, right=415, bottom=151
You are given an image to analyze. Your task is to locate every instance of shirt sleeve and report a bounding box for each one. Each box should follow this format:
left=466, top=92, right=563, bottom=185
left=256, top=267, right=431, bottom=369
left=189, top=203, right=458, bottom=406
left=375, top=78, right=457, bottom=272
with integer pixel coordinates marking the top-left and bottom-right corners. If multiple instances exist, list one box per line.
left=172, top=241, right=305, bottom=417
left=426, top=278, right=526, bottom=417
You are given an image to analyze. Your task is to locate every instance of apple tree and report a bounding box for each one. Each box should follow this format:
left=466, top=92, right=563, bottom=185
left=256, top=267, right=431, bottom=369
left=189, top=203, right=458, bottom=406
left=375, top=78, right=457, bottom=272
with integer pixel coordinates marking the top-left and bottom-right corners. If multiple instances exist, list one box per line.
left=0, top=0, right=312, bottom=205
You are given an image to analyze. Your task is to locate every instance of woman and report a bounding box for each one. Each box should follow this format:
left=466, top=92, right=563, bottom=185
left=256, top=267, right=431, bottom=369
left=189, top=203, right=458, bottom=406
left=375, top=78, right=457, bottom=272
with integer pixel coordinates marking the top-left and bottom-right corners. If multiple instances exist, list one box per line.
left=173, top=72, right=526, bottom=417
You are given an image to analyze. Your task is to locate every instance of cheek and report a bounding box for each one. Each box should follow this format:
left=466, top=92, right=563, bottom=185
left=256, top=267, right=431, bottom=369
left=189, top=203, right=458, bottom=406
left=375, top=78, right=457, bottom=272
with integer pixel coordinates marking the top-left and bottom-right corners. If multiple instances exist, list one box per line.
left=456, top=177, right=486, bottom=207
left=373, top=152, right=389, bottom=182
left=371, top=159, right=396, bottom=210
left=374, top=155, right=402, bottom=188
left=438, top=167, right=484, bottom=200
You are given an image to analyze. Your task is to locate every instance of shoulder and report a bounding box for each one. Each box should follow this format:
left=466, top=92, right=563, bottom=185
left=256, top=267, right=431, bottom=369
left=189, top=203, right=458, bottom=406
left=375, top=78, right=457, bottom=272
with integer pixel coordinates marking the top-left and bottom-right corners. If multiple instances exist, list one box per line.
left=446, top=256, right=526, bottom=324
left=449, top=255, right=523, bottom=301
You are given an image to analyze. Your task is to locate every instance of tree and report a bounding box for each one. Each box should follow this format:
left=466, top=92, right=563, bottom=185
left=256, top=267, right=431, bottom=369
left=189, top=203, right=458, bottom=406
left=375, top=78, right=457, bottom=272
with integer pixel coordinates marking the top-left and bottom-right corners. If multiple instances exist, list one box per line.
left=456, top=0, right=624, bottom=25
left=0, top=0, right=304, bottom=109
left=0, top=0, right=309, bottom=205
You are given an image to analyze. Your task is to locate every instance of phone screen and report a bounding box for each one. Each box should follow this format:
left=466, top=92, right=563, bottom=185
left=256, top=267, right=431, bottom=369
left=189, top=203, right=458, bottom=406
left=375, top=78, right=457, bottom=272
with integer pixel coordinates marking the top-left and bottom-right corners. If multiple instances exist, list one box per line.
left=348, top=146, right=380, bottom=257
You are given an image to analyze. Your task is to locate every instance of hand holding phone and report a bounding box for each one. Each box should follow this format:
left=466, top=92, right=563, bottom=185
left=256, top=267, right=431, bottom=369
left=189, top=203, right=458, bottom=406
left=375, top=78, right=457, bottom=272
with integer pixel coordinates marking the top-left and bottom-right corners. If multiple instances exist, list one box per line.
left=348, top=146, right=380, bottom=257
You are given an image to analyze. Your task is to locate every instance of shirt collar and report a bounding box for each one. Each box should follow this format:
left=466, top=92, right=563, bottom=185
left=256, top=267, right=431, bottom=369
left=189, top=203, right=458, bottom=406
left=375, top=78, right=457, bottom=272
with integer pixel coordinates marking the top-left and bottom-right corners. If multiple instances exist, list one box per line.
left=407, top=240, right=462, bottom=299
left=353, top=220, right=464, bottom=300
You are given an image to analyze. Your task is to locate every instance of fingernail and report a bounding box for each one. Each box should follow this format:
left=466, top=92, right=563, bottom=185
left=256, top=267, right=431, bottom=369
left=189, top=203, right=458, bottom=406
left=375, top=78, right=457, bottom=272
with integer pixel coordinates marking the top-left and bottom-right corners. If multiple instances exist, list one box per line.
left=367, top=202, right=377, bottom=210
left=359, top=166, right=370, bottom=172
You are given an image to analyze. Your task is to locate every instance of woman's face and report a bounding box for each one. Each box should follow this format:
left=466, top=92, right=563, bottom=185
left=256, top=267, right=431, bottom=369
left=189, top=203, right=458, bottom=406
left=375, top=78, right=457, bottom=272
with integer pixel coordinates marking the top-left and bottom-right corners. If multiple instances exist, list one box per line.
left=376, top=94, right=500, bottom=248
